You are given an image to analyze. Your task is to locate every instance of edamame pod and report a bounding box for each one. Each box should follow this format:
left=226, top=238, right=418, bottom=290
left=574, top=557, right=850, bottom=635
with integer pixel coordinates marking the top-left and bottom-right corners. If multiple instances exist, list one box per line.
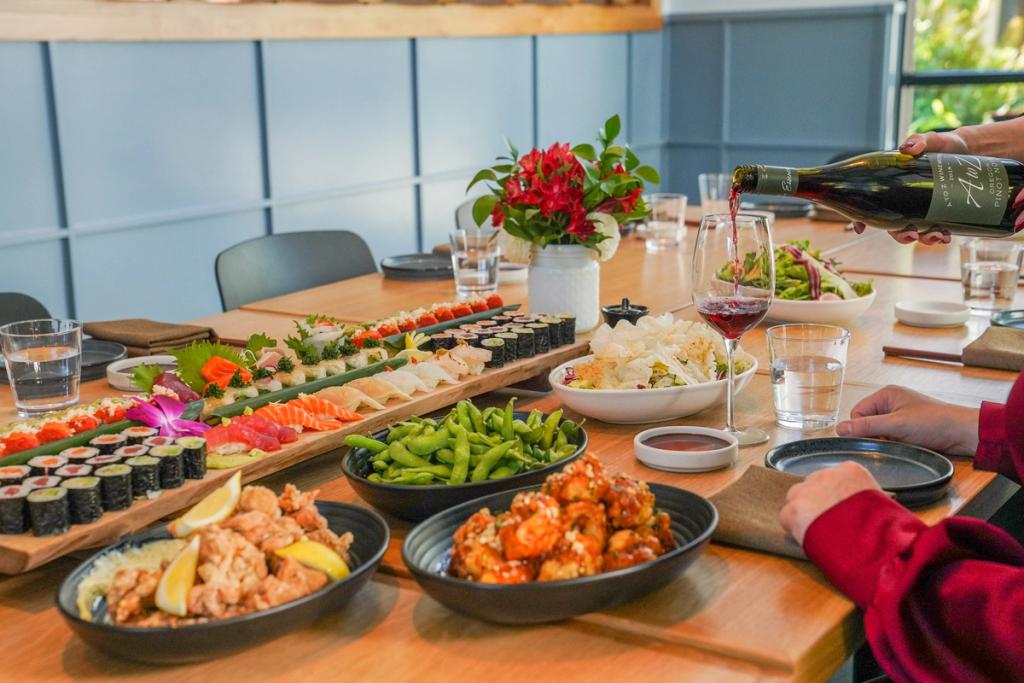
left=471, top=441, right=517, bottom=482
left=344, top=434, right=388, bottom=454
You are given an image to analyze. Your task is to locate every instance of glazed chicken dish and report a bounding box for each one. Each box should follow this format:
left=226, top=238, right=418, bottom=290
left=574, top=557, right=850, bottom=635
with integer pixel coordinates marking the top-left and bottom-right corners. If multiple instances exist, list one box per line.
left=449, top=454, right=675, bottom=583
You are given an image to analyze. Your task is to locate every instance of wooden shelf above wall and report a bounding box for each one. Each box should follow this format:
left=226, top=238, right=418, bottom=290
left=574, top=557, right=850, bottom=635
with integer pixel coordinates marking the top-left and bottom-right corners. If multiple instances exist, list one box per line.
left=0, top=0, right=663, bottom=41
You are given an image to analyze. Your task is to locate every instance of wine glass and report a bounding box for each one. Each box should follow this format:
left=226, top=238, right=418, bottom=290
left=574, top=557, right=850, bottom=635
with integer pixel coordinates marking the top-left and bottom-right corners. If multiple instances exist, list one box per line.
left=691, top=213, right=775, bottom=446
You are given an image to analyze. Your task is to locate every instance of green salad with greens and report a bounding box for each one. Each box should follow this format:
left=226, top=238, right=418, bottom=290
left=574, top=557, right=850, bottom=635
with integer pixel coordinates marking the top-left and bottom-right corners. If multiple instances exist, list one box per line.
left=721, top=240, right=873, bottom=302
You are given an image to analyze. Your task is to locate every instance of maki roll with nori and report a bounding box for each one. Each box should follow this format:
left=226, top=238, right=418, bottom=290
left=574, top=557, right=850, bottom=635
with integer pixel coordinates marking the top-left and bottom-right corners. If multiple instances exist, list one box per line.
left=95, top=464, right=132, bottom=511
left=0, top=466, right=29, bottom=486
left=476, top=320, right=498, bottom=328
left=24, top=475, right=62, bottom=490
left=143, top=435, right=176, bottom=449
left=482, top=337, right=505, bottom=369
left=0, top=485, right=29, bottom=534
left=496, top=332, right=519, bottom=360
left=61, top=446, right=99, bottom=464
left=89, top=434, right=126, bottom=454
left=61, top=477, right=103, bottom=525
left=27, top=487, right=70, bottom=536
left=557, top=313, right=577, bottom=343
left=431, top=333, right=455, bottom=352
left=540, top=316, right=565, bottom=347
left=512, top=326, right=535, bottom=358
left=453, top=332, right=480, bottom=347
left=126, top=455, right=160, bottom=497
left=175, top=437, right=207, bottom=480
left=526, top=323, right=551, bottom=353
left=114, top=444, right=149, bottom=460
left=120, top=426, right=158, bottom=445
left=86, top=455, right=121, bottom=468
left=492, top=314, right=514, bottom=325
left=55, top=464, right=92, bottom=479
left=28, top=455, right=67, bottom=476
left=150, top=445, right=185, bottom=489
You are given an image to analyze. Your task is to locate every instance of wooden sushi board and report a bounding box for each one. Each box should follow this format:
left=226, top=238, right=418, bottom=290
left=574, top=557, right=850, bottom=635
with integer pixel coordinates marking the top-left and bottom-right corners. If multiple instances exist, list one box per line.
left=0, top=340, right=588, bottom=574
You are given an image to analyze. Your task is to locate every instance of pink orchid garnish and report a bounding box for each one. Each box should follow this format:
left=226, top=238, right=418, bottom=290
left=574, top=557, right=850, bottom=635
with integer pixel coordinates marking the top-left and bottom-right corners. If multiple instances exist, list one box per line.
left=126, top=395, right=210, bottom=438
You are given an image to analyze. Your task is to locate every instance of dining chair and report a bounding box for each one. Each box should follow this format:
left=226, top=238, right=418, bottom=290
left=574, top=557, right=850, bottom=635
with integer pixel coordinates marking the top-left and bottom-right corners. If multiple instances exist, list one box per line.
left=0, top=292, right=50, bottom=327
left=454, top=197, right=494, bottom=231
left=215, top=230, right=377, bottom=311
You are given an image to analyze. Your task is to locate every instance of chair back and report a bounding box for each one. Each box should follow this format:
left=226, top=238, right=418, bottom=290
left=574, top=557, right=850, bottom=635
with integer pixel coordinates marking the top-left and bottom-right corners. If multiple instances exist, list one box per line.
left=454, top=198, right=494, bottom=231
left=0, top=292, right=50, bottom=328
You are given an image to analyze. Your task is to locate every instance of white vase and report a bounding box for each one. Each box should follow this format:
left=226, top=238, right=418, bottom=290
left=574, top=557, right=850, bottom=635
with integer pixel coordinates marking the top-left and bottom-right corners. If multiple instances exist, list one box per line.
left=528, top=244, right=600, bottom=332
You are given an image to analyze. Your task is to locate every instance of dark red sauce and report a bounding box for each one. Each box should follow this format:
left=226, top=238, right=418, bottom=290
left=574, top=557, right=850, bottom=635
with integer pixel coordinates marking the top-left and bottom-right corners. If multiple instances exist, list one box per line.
left=642, top=433, right=730, bottom=452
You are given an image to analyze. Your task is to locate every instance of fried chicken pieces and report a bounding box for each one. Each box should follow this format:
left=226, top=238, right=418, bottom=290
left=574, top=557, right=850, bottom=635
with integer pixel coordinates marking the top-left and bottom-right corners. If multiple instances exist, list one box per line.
left=107, top=484, right=353, bottom=626
left=450, top=454, right=674, bottom=584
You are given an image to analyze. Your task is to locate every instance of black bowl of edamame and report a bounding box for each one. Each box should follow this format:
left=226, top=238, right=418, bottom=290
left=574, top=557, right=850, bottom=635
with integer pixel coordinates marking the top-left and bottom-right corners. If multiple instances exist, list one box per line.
left=342, top=404, right=587, bottom=522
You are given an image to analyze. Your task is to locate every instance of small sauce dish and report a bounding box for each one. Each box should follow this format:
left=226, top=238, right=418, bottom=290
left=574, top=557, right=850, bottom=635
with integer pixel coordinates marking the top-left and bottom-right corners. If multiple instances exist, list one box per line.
left=602, top=298, right=649, bottom=326
left=633, top=426, right=738, bottom=473
left=894, top=300, right=970, bottom=328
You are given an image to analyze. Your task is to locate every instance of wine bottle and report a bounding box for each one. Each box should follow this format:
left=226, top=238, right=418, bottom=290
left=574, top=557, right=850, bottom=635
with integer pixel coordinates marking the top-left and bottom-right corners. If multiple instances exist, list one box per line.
left=732, top=151, right=1024, bottom=237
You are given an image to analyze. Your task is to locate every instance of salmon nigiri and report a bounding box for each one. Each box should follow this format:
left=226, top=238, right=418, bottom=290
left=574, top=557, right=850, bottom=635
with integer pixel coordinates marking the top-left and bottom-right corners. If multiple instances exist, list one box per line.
left=289, top=394, right=363, bottom=422
left=255, top=403, right=343, bottom=432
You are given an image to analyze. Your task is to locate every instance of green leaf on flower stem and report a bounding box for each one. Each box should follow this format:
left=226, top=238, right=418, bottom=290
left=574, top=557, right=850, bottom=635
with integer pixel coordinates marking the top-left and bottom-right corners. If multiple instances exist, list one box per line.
left=472, top=194, right=499, bottom=226
left=503, top=135, right=519, bottom=160
left=571, top=144, right=597, bottom=161
left=601, top=115, right=622, bottom=144
left=524, top=208, right=540, bottom=221
left=605, top=146, right=625, bottom=158
left=624, top=147, right=640, bottom=171
left=466, top=168, right=498, bottom=192
left=492, top=164, right=513, bottom=174
left=634, top=165, right=661, bottom=184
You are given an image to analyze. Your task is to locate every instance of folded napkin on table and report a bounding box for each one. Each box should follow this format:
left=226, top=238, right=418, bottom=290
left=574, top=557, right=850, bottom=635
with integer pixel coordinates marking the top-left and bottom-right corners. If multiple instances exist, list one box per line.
left=708, top=465, right=806, bottom=560
left=962, top=326, right=1024, bottom=372
left=83, top=319, right=212, bottom=357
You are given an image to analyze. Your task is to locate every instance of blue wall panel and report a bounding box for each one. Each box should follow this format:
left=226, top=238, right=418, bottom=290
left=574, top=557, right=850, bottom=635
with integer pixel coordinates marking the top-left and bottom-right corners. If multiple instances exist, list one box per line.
left=0, top=241, right=69, bottom=318
left=665, top=22, right=724, bottom=144
left=420, top=178, right=482, bottom=250
left=416, top=37, right=534, bottom=175
left=629, top=31, right=664, bottom=148
left=665, top=144, right=722, bottom=199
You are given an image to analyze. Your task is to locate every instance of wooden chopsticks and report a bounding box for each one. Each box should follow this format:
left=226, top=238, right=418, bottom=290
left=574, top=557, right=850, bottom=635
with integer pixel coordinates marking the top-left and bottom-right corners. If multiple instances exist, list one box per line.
left=882, top=346, right=963, bottom=364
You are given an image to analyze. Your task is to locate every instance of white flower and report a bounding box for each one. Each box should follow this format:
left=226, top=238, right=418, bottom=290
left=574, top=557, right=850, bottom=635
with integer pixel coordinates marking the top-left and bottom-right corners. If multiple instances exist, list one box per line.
left=498, top=230, right=533, bottom=264
left=589, top=212, right=620, bottom=262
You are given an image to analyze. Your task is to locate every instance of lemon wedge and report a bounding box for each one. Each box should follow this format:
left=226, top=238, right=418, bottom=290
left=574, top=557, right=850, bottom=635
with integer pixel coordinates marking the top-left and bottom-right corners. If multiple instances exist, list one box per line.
left=155, top=535, right=200, bottom=617
left=274, top=540, right=350, bottom=581
left=169, top=471, right=241, bottom=538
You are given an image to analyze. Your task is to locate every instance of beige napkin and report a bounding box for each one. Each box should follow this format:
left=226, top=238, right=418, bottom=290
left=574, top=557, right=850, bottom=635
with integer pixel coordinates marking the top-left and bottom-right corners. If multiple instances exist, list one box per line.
left=708, top=465, right=806, bottom=560
left=84, top=319, right=212, bottom=357
left=963, top=327, right=1024, bottom=372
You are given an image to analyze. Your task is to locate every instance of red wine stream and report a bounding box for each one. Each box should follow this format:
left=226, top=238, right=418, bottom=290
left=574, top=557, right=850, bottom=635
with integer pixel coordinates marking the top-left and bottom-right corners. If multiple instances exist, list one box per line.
left=728, top=187, right=742, bottom=294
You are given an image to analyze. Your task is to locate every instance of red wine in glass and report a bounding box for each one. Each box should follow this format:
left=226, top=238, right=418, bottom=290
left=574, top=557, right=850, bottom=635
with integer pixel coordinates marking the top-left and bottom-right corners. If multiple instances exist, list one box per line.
left=696, top=296, right=770, bottom=339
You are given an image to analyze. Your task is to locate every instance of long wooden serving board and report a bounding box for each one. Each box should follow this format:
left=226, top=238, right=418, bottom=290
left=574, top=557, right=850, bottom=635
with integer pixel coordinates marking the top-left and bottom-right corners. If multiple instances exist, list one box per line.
left=0, top=340, right=587, bottom=574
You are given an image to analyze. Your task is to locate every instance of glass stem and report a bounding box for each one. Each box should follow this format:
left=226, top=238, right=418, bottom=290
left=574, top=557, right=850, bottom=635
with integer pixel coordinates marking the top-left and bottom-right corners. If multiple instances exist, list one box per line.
left=725, top=337, right=737, bottom=433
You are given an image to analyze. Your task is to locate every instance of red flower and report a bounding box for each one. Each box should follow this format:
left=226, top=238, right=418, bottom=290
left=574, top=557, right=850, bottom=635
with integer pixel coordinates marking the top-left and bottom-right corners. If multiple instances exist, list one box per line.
left=490, top=204, right=506, bottom=227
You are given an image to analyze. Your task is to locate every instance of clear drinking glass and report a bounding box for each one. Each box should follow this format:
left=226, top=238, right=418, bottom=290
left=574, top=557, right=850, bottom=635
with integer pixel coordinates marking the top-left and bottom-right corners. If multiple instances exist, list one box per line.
left=692, top=213, right=775, bottom=446
left=450, top=228, right=501, bottom=300
left=1, top=318, right=82, bottom=416
left=959, top=239, right=1022, bottom=312
left=644, top=193, right=688, bottom=252
left=698, top=173, right=732, bottom=215
left=767, top=324, right=850, bottom=430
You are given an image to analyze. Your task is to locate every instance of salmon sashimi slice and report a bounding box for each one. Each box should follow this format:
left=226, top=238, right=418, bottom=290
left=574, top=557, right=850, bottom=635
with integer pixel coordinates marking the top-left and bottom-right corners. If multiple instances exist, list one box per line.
left=290, top=394, right=363, bottom=422
left=255, top=403, right=343, bottom=432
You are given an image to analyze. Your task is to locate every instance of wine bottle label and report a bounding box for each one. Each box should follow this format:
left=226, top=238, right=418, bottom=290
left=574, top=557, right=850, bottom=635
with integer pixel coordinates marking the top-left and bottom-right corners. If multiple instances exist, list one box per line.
left=926, top=154, right=1009, bottom=226
left=755, top=166, right=799, bottom=195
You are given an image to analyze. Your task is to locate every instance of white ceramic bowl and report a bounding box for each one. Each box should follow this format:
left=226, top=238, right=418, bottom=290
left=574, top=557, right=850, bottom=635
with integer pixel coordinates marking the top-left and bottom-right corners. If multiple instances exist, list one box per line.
left=106, top=354, right=176, bottom=391
left=767, top=289, right=876, bottom=324
left=633, top=426, right=738, bottom=473
left=894, top=300, right=970, bottom=328
left=549, top=352, right=757, bottom=424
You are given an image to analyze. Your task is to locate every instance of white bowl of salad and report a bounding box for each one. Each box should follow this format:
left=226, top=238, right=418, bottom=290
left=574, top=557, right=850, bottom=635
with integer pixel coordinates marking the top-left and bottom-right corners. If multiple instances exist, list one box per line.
left=548, top=314, right=758, bottom=424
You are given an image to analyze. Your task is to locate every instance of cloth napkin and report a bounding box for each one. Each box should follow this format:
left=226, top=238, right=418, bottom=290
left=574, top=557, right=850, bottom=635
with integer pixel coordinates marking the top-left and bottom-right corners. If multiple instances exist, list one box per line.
left=963, top=326, right=1024, bottom=372
left=83, top=319, right=212, bottom=357
left=708, top=465, right=807, bottom=560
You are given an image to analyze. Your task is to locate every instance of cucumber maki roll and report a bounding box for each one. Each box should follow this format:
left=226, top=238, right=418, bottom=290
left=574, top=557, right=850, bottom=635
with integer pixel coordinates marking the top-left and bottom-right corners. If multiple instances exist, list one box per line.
left=89, top=434, right=126, bottom=455
left=0, top=485, right=29, bottom=534
left=481, top=337, right=506, bottom=369
left=496, top=332, right=519, bottom=361
left=114, top=444, right=149, bottom=460
left=150, top=445, right=185, bottom=490
left=525, top=323, right=551, bottom=354
left=61, top=477, right=103, bottom=525
left=55, top=464, right=92, bottom=479
left=0, top=465, right=29, bottom=486
left=512, top=327, right=535, bottom=358
left=175, top=437, right=207, bottom=480
left=95, top=464, right=132, bottom=511
left=126, top=455, right=160, bottom=497
left=23, top=475, right=62, bottom=490
left=540, top=316, right=565, bottom=347
left=120, top=426, right=158, bottom=445
left=557, top=313, right=577, bottom=344
left=28, top=455, right=67, bottom=477
left=142, top=435, right=176, bottom=449
left=60, top=446, right=99, bottom=464
left=27, top=487, right=70, bottom=536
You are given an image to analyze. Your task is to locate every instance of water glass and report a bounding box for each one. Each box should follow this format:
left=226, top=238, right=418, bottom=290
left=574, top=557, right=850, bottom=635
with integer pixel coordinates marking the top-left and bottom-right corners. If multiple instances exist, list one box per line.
left=450, top=228, right=501, bottom=300
left=1, top=318, right=82, bottom=416
left=959, top=239, right=1022, bottom=312
left=698, top=173, right=731, bottom=215
left=644, top=193, right=688, bottom=252
left=767, top=324, right=850, bottom=430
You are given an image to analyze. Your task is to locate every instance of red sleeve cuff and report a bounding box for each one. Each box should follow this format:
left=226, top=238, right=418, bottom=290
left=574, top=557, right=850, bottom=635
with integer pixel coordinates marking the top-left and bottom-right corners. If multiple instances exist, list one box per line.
left=975, top=401, right=1016, bottom=479
left=802, top=490, right=926, bottom=608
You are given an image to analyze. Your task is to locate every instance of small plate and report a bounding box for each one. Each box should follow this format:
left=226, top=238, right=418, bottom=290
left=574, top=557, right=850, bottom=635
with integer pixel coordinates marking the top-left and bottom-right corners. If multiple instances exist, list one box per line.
left=0, top=338, right=127, bottom=385
left=992, top=309, right=1024, bottom=329
left=765, top=437, right=954, bottom=508
left=895, top=300, right=970, bottom=328
left=106, top=354, right=177, bottom=391
left=380, top=254, right=453, bottom=281
left=634, top=426, right=737, bottom=473
left=498, top=262, right=528, bottom=283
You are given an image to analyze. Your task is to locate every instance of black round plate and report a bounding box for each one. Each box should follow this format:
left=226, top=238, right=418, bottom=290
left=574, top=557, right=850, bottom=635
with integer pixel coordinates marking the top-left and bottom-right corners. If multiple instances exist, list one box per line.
left=57, top=501, right=389, bottom=664
left=992, top=309, right=1024, bottom=329
left=765, top=437, right=954, bottom=508
left=380, top=254, right=453, bottom=281
left=402, top=482, right=717, bottom=624
left=0, top=338, right=127, bottom=385
left=342, top=412, right=587, bottom=522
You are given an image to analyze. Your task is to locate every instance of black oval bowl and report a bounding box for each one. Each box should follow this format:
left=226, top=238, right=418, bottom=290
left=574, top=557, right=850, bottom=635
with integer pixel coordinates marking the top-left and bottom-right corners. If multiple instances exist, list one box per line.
left=402, top=482, right=717, bottom=624
left=56, top=501, right=389, bottom=664
left=342, top=412, right=588, bottom=522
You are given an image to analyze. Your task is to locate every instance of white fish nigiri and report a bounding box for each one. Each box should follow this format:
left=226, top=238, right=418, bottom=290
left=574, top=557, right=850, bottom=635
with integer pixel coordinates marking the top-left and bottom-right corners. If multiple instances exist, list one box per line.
left=408, top=362, right=459, bottom=388
left=433, top=355, right=470, bottom=378
left=449, top=345, right=491, bottom=374
left=380, top=369, right=429, bottom=395
left=348, top=376, right=412, bottom=404
left=315, top=385, right=385, bottom=412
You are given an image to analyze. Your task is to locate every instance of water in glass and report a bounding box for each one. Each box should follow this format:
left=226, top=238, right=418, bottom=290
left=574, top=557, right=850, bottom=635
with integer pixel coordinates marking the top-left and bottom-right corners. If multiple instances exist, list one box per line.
left=770, top=355, right=845, bottom=430
left=450, top=229, right=500, bottom=300
left=962, top=261, right=1018, bottom=311
left=1, top=318, right=82, bottom=415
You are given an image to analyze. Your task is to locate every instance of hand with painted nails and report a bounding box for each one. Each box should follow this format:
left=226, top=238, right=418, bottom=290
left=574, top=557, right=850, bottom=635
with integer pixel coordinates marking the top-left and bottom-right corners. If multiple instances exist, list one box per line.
left=835, top=385, right=980, bottom=457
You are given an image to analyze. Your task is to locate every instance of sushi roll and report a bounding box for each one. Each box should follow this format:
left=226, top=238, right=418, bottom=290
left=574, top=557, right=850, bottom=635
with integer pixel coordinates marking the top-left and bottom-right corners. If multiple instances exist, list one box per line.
left=0, top=485, right=30, bottom=534
left=143, top=435, right=176, bottom=449
left=23, top=475, right=62, bottom=490
left=61, top=446, right=100, bottom=464
left=114, top=444, right=149, bottom=460
left=61, top=477, right=103, bottom=525
left=95, top=464, right=132, bottom=511
left=540, top=316, right=565, bottom=347
left=430, top=333, right=455, bottom=352
left=496, top=332, right=520, bottom=361
left=453, top=332, right=480, bottom=347
left=557, top=313, right=577, bottom=344
left=0, top=465, right=30, bottom=486
left=476, top=320, right=499, bottom=328
left=27, top=487, right=70, bottom=536
left=86, top=455, right=122, bottom=468
left=89, top=433, right=126, bottom=455
left=28, top=455, right=67, bottom=476
left=512, top=326, right=535, bottom=358
left=55, top=464, right=92, bottom=479
left=491, top=314, right=515, bottom=325
left=525, top=323, right=551, bottom=354
left=481, top=337, right=506, bottom=369
left=175, top=437, right=207, bottom=480
left=150, top=445, right=185, bottom=490
left=476, top=328, right=497, bottom=342
left=125, top=456, right=160, bottom=498
left=120, top=426, right=158, bottom=445
left=459, top=324, right=483, bottom=333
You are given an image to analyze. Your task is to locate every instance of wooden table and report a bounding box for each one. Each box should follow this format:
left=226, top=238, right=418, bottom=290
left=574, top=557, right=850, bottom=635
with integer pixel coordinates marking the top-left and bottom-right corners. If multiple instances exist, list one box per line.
left=830, top=231, right=1011, bottom=283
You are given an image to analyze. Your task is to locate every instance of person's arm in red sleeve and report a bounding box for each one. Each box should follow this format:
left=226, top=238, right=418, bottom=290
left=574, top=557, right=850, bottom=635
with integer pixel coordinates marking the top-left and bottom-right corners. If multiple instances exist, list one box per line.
left=973, top=373, right=1024, bottom=483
